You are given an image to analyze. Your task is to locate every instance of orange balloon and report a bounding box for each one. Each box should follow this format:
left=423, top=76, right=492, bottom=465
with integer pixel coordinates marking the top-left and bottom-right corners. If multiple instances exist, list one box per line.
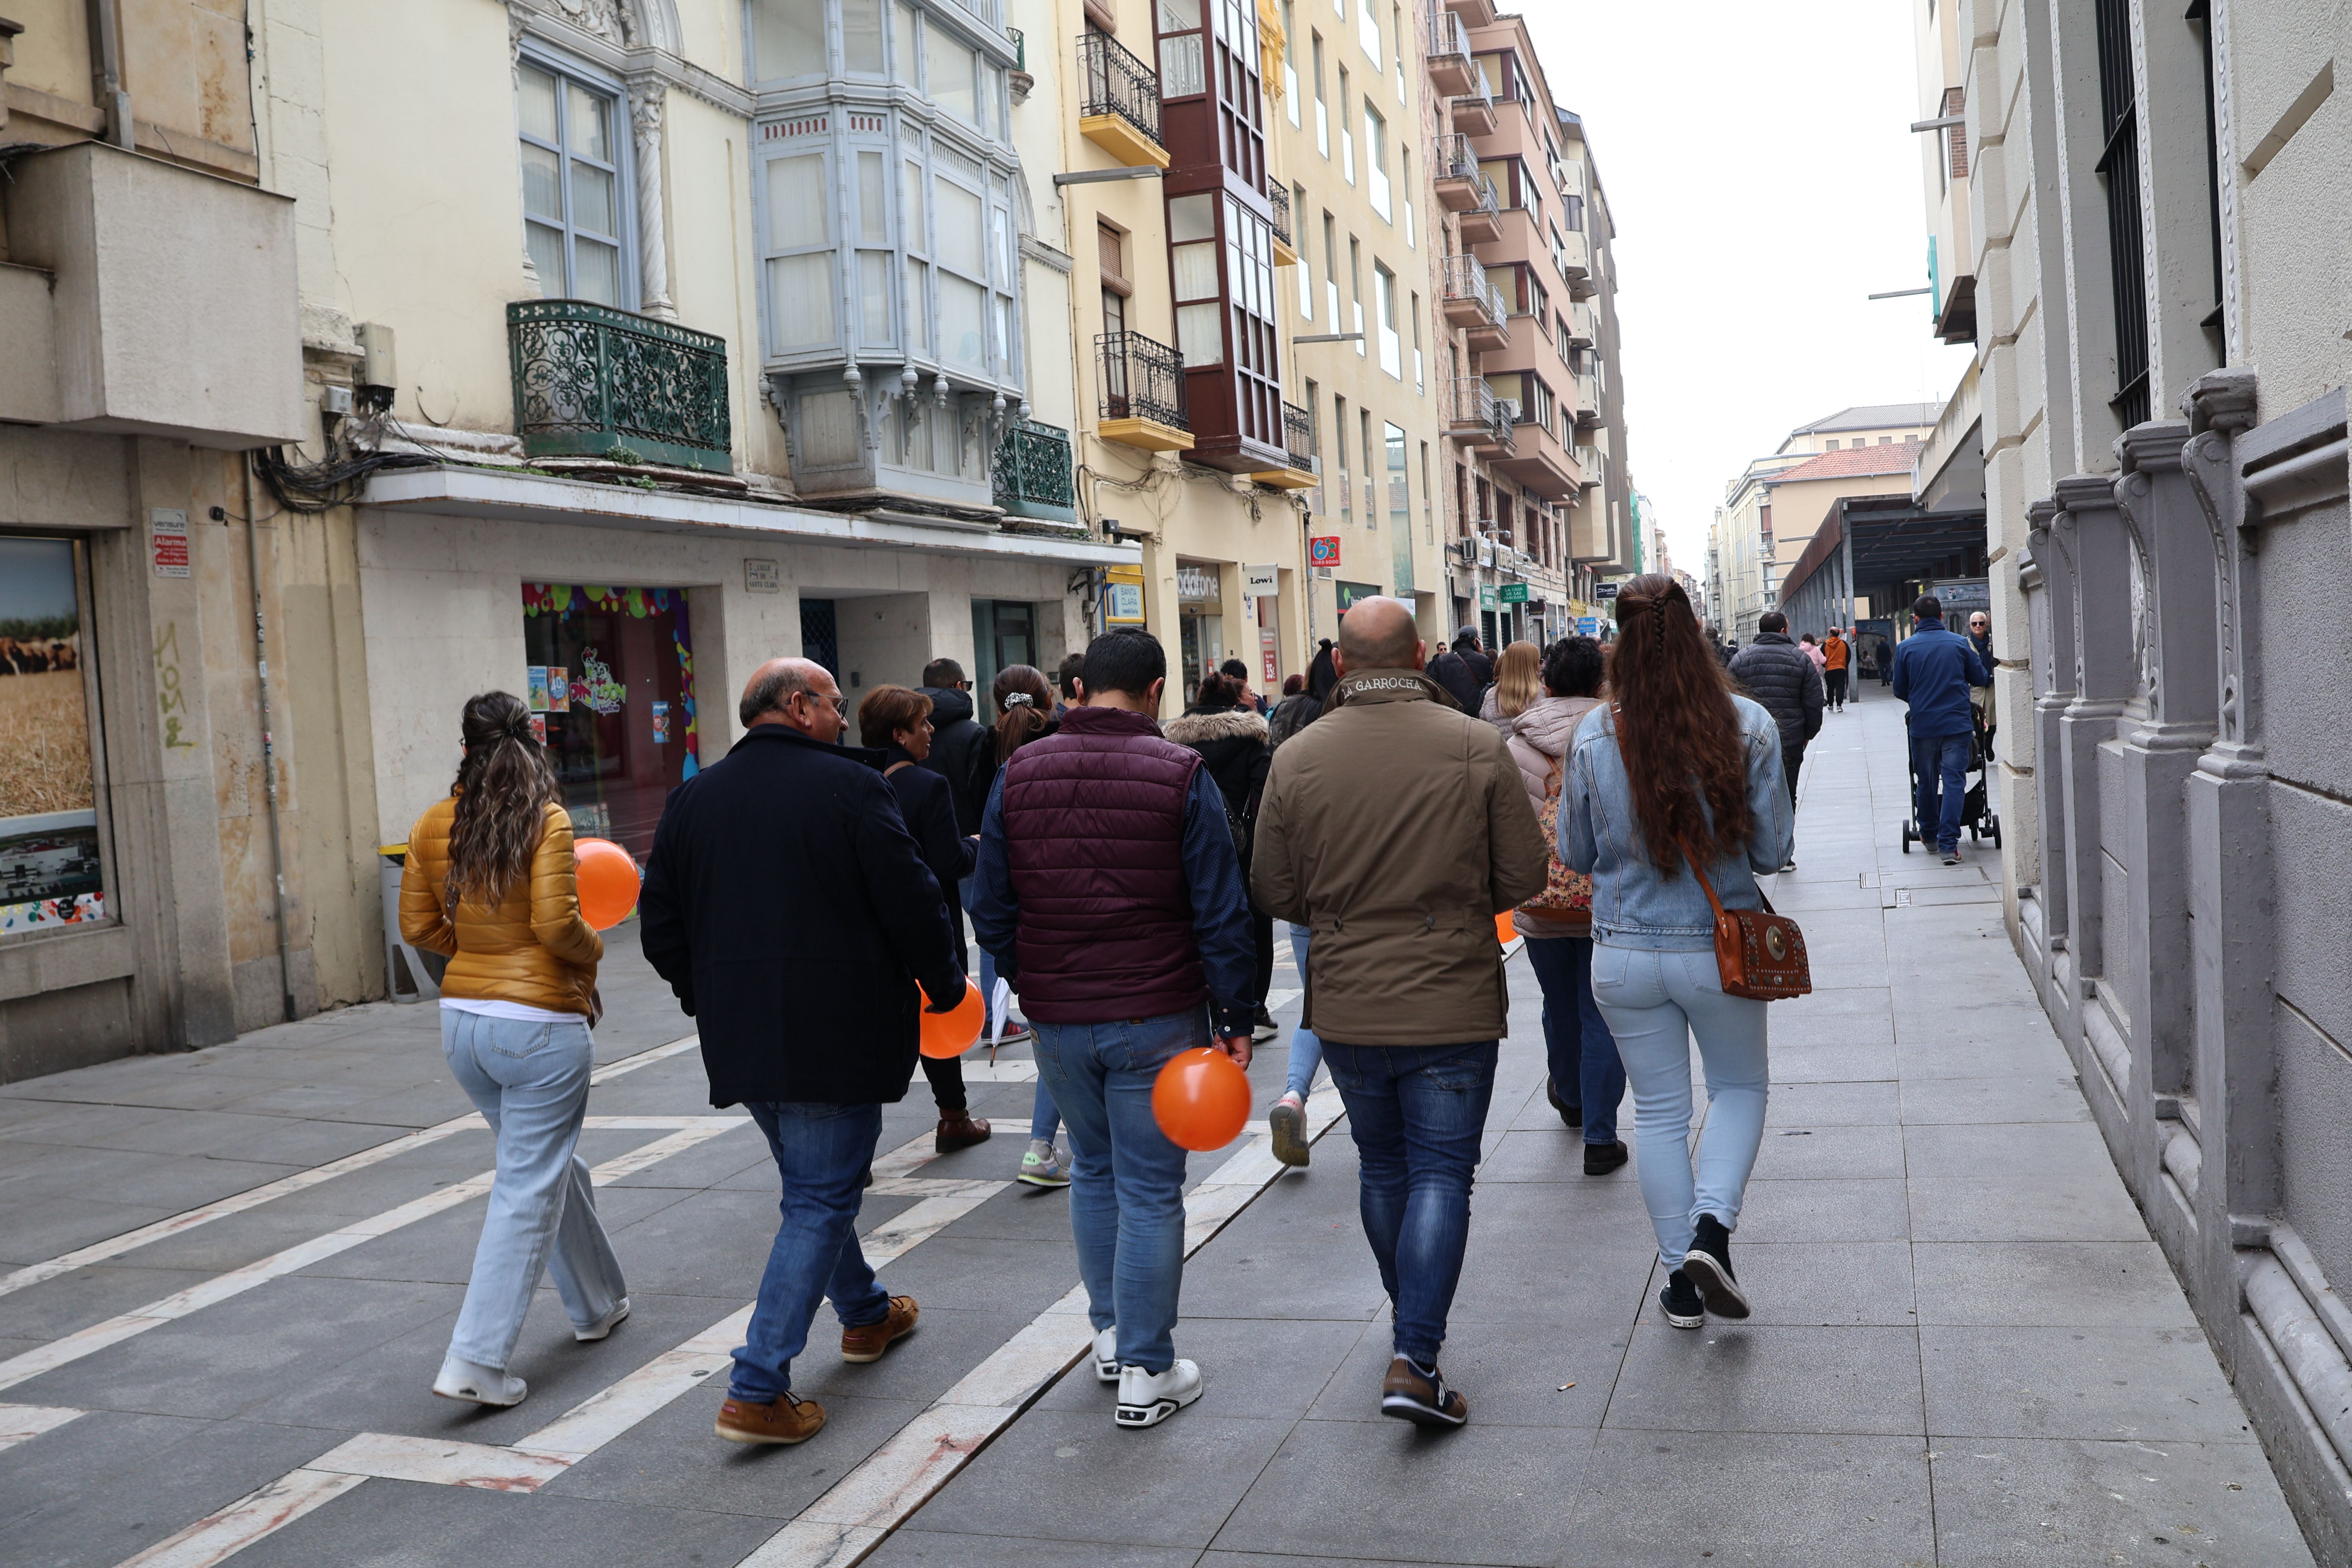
left=918, top=978, right=985, bottom=1058
left=1495, top=910, right=1515, bottom=945
left=575, top=838, right=641, bottom=930
left=1152, top=1047, right=1252, bottom=1151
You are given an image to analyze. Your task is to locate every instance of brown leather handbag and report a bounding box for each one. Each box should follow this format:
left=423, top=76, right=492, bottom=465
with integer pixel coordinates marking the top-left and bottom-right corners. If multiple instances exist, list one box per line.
left=1681, top=840, right=1810, bottom=1000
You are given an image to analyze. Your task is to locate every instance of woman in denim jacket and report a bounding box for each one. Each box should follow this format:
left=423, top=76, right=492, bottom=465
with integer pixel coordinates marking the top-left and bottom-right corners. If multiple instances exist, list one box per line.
left=1562, top=575, right=1792, bottom=1329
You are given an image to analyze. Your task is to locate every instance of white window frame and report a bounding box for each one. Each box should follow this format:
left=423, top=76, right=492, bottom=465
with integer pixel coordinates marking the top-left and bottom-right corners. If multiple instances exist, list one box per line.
left=518, top=47, right=636, bottom=309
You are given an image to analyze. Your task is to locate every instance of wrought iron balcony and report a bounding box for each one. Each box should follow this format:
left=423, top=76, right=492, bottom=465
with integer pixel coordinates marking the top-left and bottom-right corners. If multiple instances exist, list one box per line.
left=508, top=299, right=731, bottom=475
left=1282, top=401, right=1312, bottom=468
left=1079, top=30, right=1165, bottom=161
left=1007, top=25, right=1025, bottom=71
left=993, top=419, right=1077, bottom=523
left=1267, top=181, right=1293, bottom=252
left=1097, top=330, right=1190, bottom=448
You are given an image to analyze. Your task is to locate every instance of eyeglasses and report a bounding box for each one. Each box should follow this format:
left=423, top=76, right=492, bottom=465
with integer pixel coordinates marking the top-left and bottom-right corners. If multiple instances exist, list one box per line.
left=796, top=691, right=849, bottom=716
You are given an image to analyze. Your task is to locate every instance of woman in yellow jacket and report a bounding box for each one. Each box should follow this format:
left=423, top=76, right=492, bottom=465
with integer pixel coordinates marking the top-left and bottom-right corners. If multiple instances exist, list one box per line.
left=401, top=691, right=629, bottom=1406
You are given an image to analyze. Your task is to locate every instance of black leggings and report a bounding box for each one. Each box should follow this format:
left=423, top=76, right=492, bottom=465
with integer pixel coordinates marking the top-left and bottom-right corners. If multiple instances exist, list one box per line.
left=921, top=1050, right=966, bottom=1112
left=1826, top=669, right=1848, bottom=706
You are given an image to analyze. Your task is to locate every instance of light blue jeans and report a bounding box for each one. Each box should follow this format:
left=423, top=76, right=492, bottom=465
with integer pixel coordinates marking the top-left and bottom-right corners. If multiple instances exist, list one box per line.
left=441, top=1009, right=628, bottom=1372
left=1284, top=923, right=1324, bottom=1102
left=1587, top=945, right=1769, bottom=1273
left=1031, top=1009, right=1203, bottom=1374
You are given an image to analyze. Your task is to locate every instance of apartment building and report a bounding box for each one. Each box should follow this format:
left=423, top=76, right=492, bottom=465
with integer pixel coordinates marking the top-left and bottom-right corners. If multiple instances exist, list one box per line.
left=1424, top=3, right=1633, bottom=650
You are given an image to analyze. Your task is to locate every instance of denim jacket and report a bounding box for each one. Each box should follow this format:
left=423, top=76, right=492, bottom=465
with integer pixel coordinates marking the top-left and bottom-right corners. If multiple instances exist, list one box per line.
left=1560, top=696, right=1792, bottom=951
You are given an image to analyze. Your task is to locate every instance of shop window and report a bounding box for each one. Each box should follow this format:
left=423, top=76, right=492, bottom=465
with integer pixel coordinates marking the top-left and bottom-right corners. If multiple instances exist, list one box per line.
left=0, top=537, right=104, bottom=935
left=519, top=60, right=630, bottom=308
left=521, top=584, right=701, bottom=862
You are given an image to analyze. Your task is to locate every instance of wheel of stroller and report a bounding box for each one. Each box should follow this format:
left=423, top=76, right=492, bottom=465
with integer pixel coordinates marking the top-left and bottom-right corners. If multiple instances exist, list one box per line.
left=1900, top=822, right=1914, bottom=853
left=1991, top=815, right=2003, bottom=850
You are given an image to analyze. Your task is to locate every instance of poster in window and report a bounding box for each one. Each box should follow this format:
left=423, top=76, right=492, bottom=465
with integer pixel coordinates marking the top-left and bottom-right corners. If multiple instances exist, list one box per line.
left=0, top=538, right=104, bottom=933
left=521, top=584, right=699, bottom=862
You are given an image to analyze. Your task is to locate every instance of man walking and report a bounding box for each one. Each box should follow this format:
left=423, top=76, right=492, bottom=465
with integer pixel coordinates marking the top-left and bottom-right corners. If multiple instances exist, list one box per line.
left=1729, top=611, right=1824, bottom=867
left=1251, top=597, right=1548, bottom=1429
left=1822, top=626, right=1851, bottom=711
left=920, top=656, right=1029, bottom=1046
left=641, top=658, right=964, bottom=1446
left=971, top=630, right=1257, bottom=1430
left=1425, top=628, right=1493, bottom=713
left=1890, top=594, right=1994, bottom=865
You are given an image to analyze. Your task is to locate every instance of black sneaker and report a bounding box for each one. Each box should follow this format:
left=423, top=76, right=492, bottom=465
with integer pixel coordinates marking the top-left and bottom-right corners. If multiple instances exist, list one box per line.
left=1379, top=1355, right=1468, bottom=1428
left=1681, top=1214, right=1751, bottom=1320
left=1251, top=1005, right=1279, bottom=1043
left=1583, top=1140, right=1628, bottom=1176
left=1545, top=1076, right=1583, bottom=1129
left=1659, top=1268, right=1704, bottom=1329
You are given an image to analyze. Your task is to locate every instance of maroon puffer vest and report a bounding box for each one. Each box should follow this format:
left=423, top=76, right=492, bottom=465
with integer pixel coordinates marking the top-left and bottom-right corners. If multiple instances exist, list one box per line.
left=1000, top=705, right=1204, bottom=1024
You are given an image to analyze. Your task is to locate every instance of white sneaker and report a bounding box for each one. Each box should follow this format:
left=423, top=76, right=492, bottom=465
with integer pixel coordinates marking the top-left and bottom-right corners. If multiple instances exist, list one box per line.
left=574, top=1296, right=631, bottom=1342
left=432, top=1354, right=527, bottom=1407
left=1092, top=1326, right=1120, bottom=1383
left=1115, top=1359, right=1202, bottom=1428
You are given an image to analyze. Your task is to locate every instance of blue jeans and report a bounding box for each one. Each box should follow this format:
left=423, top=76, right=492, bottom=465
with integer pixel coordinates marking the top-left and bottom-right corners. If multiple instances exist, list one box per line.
left=1321, top=1040, right=1499, bottom=1367
left=1588, top=944, right=1769, bottom=1273
left=1520, top=935, right=1625, bottom=1144
left=1031, top=1010, right=1202, bottom=1374
left=729, top=1100, right=893, bottom=1402
left=1029, top=1081, right=1062, bottom=1143
left=1909, top=730, right=1971, bottom=851
left=440, top=1009, right=628, bottom=1372
left=1283, top=922, right=1324, bottom=1102
left=960, top=875, right=1024, bottom=1031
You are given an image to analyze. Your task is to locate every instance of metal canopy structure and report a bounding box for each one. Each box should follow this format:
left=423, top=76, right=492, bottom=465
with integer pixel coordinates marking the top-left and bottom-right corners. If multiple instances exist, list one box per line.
left=1775, top=493, right=1989, bottom=638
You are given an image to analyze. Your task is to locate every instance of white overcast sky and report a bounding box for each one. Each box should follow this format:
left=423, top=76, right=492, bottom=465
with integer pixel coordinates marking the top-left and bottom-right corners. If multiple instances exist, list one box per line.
left=1519, top=0, right=1978, bottom=583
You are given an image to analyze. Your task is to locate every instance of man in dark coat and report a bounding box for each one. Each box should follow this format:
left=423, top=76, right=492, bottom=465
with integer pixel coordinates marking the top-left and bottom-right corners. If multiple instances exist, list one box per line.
left=1729, top=611, right=1824, bottom=869
left=916, top=657, right=995, bottom=833
left=1424, top=628, right=1491, bottom=713
left=641, top=657, right=962, bottom=1449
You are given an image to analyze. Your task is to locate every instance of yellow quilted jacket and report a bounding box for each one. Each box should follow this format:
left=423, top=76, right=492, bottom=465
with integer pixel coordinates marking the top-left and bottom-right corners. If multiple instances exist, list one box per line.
left=398, top=798, right=602, bottom=1015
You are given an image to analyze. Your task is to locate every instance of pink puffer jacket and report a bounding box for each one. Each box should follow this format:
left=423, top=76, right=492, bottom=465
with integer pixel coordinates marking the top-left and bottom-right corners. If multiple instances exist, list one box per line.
left=1507, top=693, right=1603, bottom=940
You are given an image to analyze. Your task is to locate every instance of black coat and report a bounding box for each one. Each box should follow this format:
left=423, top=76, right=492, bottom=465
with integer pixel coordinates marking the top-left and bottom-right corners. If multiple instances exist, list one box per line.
left=1165, top=706, right=1273, bottom=823
left=1729, top=632, right=1825, bottom=750
left=917, top=684, right=995, bottom=835
left=640, top=725, right=963, bottom=1107
left=885, top=746, right=976, bottom=969
left=1426, top=647, right=1489, bottom=713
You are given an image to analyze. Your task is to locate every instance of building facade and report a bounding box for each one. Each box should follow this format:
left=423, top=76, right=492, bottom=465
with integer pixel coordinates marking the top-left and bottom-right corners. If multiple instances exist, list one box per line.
left=1923, top=0, right=2352, bottom=1549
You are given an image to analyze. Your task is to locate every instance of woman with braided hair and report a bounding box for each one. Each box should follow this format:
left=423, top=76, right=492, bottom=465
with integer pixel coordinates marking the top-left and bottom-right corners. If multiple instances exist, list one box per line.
left=400, top=691, right=630, bottom=1406
left=1561, top=575, right=1791, bottom=1332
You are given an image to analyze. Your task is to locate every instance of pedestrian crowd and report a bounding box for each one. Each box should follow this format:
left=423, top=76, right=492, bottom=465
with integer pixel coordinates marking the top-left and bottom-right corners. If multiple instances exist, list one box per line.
left=397, top=569, right=2023, bottom=1446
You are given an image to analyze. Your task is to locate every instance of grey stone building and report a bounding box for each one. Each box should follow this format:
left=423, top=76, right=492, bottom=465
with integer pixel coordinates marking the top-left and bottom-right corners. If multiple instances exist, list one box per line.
left=1933, top=0, right=2352, bottom=1551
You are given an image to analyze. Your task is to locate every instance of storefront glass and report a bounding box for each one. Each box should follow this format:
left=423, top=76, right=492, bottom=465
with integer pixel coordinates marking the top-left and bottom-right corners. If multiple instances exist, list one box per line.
left=521, top=584, right=699, bottom=862
left=0, top=537, right=103, bottom=935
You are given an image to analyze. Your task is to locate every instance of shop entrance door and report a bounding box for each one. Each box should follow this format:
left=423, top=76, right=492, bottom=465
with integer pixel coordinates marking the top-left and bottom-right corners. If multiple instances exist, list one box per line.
left=521, top=584, right=700, bottom=862
left=971, top=600, right=1037, bottom=699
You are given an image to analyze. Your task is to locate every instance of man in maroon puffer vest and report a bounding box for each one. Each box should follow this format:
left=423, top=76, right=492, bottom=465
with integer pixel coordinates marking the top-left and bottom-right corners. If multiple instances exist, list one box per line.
left=971, top=628, right=1257, bottom=1431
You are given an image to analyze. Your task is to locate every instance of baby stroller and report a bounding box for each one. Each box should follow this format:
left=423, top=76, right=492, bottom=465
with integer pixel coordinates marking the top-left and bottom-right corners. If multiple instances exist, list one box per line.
left=1900, top=704, right=2002, bottom=853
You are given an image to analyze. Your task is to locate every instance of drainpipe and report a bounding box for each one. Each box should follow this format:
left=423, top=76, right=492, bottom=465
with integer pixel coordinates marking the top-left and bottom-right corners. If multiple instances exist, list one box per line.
left=241, top=462, right=298, bottom=1022
left=86, top=0, right=132, bottom=149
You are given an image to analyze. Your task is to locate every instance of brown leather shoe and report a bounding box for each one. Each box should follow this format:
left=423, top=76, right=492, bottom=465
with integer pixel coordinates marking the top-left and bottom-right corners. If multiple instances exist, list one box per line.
left=714, top=1392, right=826, bottom=1445
left=840, top=1294, right=920, bottom=1363
left=935, top=1111, right=992, bottom=1153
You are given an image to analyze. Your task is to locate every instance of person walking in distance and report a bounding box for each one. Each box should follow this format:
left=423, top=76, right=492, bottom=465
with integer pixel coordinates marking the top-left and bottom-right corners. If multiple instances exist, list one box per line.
left=858, top=684, right=989, bottom=1154
left=1821, top=627, right=1851, bottom=712
left=400, top=692, right=630, bottom=1408
left=1425, top=626, right=1494, bottom=713
left=1965, top=610, right=1997, bottom=759
left=1263, top=639, right=1339, bottom=1168
left=1563, top=575, right=1791, bottom=1330
left=1477, top=640, right=1543, bottom=737
left=1798, top=633, right=1827, bottom=679
left=1167, top=671, right=1279, bottom=1043
left=1728, top=611, right=1823, bottom=871
left=986, top=663, right=1074, bottom=1190
left=1220, top=655, right=1270, bottom=715
left=920, top=657, right=1027, bottom=1047
left=971, top=630, right=1258, bottom=1428
left=1890, top=594, right=1993, bottom=865
left=640, top=659, right=964, bottom=1446
left=1252, top=598, right=1548, bottom=1428
left=1506, top=637, right=1627, bottom=1175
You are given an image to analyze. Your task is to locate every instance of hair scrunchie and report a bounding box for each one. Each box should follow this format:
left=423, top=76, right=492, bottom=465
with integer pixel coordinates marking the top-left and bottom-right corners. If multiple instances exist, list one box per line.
left=1002, top=691, right=1036, bottom=708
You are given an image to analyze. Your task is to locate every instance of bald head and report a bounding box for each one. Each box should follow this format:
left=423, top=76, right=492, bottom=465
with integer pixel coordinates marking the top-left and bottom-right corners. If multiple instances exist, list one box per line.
left=1334, top=596, right=1423, bottom=674
left=741, top=657, right=843, bottom=741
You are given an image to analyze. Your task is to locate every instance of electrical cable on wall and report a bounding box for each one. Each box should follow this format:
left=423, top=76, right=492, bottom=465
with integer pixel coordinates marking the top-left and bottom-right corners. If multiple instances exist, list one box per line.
left=250, top=409, right=433, bottom=514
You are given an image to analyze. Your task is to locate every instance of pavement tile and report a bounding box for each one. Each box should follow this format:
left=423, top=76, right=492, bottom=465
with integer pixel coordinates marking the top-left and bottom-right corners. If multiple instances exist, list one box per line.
left=1748, top=1123, right=1907, bottom=1181
left=1215, top=1420, right=1600, bottom=1566
left=1762, top=1044, right=1900, bottom=1085
left=875, top=1531, right=1202, bottom=1568
left=1034, top=1313, right=1368, bottom=1423
left=1922, top=1325, right=2255, bottom=1442
left=1602, top=1325, right=1924, bottom=1436
left=1475, top=1128, right=1649, bottom=1185
left=1626, top=1241, right=1915, bottom=1328
left=1735, top=1178, right=1913, bottom=1243
left=1306, top=1313, right=1627, bottom=1429
left=1911, top=1241, right=2197, bottom=1327
left=231, top=1477, right=778, bottom=1568
left=1920, top=1438, right=2315, bottom=1566
left=867, top=1234, right=1082, bottom=1319
left=1762, top=1079, right=1902, bottom=1125
left=1906, top=1175, right=2150, bottom=1243
left=1897, top=1073, right=2090, bottom=1124
left=0, top=1193, right=179, bottom=1265
left=1900, top=1120, right=2123, bottom=1180
left=0, top=1261, right=222, bottom=1341
left=1562, top=1429, right=1933, bottom=1568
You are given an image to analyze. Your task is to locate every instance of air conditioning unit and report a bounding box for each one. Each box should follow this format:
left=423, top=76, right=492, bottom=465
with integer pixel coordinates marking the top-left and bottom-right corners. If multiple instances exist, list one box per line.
left=1453, top=537, right=1480, bottom=566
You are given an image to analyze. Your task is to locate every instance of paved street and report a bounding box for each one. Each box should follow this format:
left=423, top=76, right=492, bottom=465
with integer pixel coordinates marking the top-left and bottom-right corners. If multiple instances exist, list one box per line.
left=0, top=687, right=2317, bottom=1568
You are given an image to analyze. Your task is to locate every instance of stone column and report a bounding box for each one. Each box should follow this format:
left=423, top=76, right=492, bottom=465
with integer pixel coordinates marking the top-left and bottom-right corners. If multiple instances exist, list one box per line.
left=628, top=83, right=678, bottom=321
left=2111, top=418, right=2220, bottom=1266
left=2178, top=367, right=2272, bottom=1369
left=511, top=13, right=544, bottom=298
left=2019, top=498, right=2073, bottom=998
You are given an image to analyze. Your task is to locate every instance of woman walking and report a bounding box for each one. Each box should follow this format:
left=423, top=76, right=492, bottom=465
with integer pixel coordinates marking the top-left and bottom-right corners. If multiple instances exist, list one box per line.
left=1167, top=672, right=1276, bottom=1042
left=1476, top=640, right=1541, bottom=736
left=1507, top=636, right=1627, bottom=1176
left=859, top=685, right=991, bottom=1154
left=1264, top=642, right=1337, bottom=1166
left=988, top=664, right=1073, bottom=1189
left=1562, top=576, right=1791, bottom=1329
left=400, top=691, right=629, bottom=1406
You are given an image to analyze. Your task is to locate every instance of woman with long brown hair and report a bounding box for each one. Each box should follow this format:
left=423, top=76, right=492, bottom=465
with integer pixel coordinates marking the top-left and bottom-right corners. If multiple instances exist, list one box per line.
left=1562, top=575, right=1791, bottom=1331
left=400, top=691, right=629, bottom=1406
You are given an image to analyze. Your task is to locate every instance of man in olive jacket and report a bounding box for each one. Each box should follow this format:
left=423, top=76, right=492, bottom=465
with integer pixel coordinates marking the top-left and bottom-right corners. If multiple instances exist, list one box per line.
left=1250, top=597, right=1547, bottom=1430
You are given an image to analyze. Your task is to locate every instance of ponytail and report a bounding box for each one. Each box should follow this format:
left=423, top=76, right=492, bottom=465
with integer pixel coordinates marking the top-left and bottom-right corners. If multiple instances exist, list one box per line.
left=991, top=663, right=1055, bottom=764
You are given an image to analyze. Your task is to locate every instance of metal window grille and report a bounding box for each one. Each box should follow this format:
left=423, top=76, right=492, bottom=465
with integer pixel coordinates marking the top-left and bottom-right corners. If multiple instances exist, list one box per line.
left=2092, top=0, right=2150, bottom=429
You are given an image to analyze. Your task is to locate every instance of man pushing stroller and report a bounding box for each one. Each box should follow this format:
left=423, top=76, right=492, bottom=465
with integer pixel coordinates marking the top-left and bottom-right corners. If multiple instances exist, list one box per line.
left=1890, top=594, right=1994, bottom=865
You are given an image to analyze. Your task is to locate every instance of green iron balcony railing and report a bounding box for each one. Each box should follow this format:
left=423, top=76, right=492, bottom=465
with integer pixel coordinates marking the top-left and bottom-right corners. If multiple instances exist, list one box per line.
left=1007, top=25, right=1025, bottom=72
left=508, top=299, right=732, bottom=475
left=993, top=419, right=1078, bottom=523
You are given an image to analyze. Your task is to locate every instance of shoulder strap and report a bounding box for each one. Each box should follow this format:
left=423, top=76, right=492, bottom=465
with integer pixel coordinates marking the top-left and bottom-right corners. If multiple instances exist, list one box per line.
left=1678, top=837, right=1730, bottom=922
